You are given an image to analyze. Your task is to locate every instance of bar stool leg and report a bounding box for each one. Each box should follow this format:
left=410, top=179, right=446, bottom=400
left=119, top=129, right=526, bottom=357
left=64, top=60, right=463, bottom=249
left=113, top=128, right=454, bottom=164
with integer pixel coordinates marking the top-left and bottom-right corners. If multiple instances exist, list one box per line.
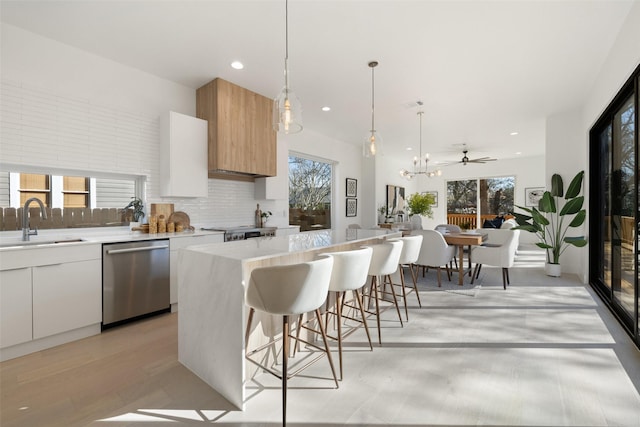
left=372, top=275, right=382, bottom=344
left=398, top=266, right=410, bottom=321
left=282, top=314, right=290, bottom=427
left=384, top=274, right=403, bottom=327
left=353, top=289, right=373, bottom=351
left=245, top=307, right=255, bottom=351
left=315, top=308, right=339, bottom=388
left=335, top=291, right=344, bottom=380
left=409, top=264, right=422, bottom=307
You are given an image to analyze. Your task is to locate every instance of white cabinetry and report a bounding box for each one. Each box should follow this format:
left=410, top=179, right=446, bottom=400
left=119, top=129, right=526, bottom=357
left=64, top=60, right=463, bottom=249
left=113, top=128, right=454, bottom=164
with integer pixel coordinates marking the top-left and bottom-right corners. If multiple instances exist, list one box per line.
left=0, top=268, right=32, bottom=348
left=0, top=243, right=102, bottom=360
left=32, top=260, right=102, bottom=339
left=169, top=233, right=224, bottom=308
left=160, top=111, right=208, bottom=198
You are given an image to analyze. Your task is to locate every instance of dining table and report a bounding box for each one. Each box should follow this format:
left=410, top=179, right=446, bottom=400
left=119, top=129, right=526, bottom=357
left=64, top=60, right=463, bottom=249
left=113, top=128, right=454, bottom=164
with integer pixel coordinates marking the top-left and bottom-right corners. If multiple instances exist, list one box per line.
left=443, top=232, right=487, bottom=285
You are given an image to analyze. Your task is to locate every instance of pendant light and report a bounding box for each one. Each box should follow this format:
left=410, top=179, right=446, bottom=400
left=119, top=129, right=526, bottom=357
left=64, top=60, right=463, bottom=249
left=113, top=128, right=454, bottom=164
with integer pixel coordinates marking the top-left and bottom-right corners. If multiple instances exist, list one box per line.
left=273, top=0, right=303, bottom=134
left=400, top=107, right=442, bottom=179
left=363, top=61, right=382, bottom=157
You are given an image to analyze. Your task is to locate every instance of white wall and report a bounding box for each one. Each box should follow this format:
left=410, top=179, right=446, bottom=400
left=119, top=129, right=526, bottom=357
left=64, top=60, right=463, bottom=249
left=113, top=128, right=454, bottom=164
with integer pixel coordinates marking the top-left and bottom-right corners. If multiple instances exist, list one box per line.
left=544, top=1, right=640, bottom=281
left=0, top=23, right=363, bottom=229
left=397, top=155, right=544, bottom=242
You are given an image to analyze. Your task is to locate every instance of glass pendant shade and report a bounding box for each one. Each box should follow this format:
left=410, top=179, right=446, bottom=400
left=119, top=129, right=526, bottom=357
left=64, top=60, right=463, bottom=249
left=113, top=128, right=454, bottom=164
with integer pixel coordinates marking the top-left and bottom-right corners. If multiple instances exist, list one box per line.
left=273, top=83, right=303, bottom=134
left=273, top=0, right=302, bottom=134
left=363, top=129, right=382, bottom=158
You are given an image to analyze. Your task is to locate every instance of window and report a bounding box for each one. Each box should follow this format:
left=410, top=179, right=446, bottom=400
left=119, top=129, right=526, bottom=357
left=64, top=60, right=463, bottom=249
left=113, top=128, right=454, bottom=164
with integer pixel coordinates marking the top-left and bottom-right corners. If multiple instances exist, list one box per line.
left=447, top=176, right=515, bottom=229
left=589, top=63, right=638, bottom=346
left=288, top=154, right=332, bottom=231
left=0, top=169, right=143, bottom=230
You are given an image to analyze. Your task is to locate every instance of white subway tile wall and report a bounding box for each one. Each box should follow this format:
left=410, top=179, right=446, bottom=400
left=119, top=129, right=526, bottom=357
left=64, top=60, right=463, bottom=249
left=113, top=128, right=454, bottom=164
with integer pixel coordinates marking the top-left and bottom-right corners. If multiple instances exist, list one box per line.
left=0, top=79, right=285, bottom=228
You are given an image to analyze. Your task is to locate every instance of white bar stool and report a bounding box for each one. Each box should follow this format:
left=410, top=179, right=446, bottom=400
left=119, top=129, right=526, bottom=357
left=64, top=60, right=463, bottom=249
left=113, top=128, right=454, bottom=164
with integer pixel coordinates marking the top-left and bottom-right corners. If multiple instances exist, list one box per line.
left=302, top=247, right=373, bottom=380
left=244, top=256, right=337, bottom=426
left=390, top=234, right=423, bottom=320
left=362, top=240, right=404, bottom=344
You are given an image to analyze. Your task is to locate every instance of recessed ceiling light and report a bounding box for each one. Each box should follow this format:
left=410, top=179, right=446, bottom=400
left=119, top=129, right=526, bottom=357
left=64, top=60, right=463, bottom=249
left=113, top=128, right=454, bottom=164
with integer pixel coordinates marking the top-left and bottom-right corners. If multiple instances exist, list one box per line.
left=230, top=61, right=244, bottom=70
left=406, top=147, right=413, bottom=151
left=515, top=151, right=522, bottom=155
left=510, top=131, right=519, bottom=136
left=321, top=106, right=331, bottom=112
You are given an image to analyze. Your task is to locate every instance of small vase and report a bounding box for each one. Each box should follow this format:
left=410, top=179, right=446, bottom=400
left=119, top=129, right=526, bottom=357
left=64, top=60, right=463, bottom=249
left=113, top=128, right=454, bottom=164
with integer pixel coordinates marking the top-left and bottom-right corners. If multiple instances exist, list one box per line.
left=545, top=262, right=561, bottom=277
left=410, top=215, right=423, bottom=230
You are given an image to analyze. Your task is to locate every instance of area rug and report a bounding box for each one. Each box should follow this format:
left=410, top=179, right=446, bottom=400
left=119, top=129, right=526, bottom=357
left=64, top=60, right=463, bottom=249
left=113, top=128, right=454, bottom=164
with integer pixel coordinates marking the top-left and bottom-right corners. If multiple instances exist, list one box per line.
left=409, top=267, right=482, bottom=297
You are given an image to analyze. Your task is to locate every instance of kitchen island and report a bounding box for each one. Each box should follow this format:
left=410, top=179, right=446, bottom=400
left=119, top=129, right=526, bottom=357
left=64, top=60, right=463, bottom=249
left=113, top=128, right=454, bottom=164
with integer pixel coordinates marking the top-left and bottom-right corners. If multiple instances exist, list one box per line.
left=177, top=228, right=398, bottom=409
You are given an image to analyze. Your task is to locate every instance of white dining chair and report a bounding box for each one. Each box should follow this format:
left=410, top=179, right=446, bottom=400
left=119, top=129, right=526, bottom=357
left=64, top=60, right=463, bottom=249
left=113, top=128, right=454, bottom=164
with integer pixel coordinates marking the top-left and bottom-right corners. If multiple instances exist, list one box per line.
left=411, top=229, right=456, bottom=287
left=471, top=229, right=520, bottom=289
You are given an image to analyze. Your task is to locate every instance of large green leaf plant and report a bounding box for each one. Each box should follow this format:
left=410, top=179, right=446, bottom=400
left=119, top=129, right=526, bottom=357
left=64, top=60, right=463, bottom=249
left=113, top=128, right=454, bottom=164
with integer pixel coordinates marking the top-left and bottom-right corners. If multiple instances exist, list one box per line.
left=513, top=171, right=587, bottom=264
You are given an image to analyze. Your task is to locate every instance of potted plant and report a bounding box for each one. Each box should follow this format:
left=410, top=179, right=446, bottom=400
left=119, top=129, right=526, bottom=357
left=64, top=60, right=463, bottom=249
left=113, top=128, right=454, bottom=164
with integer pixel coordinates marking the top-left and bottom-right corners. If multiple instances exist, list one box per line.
left=260, top=210, right=272, bottom=227
left=406, top=192, right=435, bottom=229
left=513, top=171, right=587, bottom=276
left=123, top=197, right=145, bottom=228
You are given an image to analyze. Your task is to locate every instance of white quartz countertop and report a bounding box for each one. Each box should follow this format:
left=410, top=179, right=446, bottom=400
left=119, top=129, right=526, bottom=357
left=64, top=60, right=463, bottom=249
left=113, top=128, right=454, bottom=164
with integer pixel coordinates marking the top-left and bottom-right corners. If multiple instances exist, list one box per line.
left=184, top=228, right=395, bottom=261
left=0, top=226, right=224, bottom=251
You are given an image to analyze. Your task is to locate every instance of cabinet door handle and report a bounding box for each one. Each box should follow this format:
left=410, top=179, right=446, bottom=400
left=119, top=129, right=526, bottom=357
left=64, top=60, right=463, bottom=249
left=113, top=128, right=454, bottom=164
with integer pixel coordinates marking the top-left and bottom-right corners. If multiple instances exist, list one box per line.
left=106, top=245, right=169, bottom=255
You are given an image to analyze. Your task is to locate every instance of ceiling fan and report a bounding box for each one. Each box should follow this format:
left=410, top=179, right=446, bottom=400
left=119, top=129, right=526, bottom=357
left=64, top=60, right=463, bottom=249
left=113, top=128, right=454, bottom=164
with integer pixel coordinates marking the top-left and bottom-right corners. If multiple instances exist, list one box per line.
left=446, top=148, right=497, bottom=166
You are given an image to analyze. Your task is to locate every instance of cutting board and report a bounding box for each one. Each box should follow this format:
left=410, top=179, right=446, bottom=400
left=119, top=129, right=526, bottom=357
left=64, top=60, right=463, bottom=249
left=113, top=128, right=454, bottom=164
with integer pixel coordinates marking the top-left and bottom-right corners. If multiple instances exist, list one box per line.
left=150, top=203, right=174, bottom=220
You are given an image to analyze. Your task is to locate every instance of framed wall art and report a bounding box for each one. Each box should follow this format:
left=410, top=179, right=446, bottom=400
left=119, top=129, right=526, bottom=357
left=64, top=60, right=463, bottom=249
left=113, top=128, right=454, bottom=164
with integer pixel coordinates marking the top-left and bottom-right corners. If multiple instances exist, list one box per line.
left=346, top=198, right=357, bottom=217
left=525, top=187, right=545, bottom=207
left=346, top=178, right=357, bottom=197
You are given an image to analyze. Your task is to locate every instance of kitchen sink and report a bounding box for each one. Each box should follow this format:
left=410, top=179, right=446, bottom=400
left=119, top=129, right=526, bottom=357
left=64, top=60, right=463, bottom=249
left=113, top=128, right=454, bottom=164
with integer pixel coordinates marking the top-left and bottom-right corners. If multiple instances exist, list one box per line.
left=0, top=238, right=86, bottom=248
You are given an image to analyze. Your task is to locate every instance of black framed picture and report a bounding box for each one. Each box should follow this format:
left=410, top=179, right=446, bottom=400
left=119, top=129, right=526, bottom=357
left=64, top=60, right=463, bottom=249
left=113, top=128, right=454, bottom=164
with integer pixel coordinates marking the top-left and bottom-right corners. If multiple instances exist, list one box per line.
left=346, top=178, right=357, bottom=197
left=525, top=187, right=545, bottom=207
left=346, top=198, right=357, bottom=217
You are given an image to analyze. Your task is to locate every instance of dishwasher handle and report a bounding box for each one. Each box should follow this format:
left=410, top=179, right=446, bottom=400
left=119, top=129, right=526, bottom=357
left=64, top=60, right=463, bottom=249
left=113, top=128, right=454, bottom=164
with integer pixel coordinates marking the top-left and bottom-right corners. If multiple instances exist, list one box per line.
left=106, top=244, right=169, bottom=255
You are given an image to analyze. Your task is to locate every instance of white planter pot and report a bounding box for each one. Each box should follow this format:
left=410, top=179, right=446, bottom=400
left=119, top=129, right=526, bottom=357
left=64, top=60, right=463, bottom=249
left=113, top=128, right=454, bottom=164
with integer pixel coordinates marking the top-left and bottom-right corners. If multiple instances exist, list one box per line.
left=410, top=215, right=423, bottom=230
left=545, top=263, right=561, bottom=277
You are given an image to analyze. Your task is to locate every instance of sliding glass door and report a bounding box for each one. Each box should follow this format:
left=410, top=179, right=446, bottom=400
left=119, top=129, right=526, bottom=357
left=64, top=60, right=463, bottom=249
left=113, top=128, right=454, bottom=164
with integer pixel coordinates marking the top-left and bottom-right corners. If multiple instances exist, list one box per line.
left=590, top=65, right=639, bottom=346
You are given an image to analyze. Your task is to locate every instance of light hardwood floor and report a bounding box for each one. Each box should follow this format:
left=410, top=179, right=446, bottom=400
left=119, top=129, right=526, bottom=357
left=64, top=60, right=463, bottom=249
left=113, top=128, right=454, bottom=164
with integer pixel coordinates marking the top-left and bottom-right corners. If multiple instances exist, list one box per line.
left=2, top=257, right=640, bottom=426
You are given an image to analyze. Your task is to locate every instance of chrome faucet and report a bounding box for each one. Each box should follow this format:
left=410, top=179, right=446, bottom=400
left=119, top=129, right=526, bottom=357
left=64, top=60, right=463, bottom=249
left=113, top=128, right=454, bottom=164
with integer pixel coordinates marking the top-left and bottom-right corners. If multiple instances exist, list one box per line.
left=22, top=197, right=48, bottom=241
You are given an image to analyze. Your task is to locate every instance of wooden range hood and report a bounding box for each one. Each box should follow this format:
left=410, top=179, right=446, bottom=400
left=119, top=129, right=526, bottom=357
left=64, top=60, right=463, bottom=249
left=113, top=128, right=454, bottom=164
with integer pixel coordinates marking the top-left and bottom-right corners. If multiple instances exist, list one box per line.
left=196, top=78, right=277, bottom=182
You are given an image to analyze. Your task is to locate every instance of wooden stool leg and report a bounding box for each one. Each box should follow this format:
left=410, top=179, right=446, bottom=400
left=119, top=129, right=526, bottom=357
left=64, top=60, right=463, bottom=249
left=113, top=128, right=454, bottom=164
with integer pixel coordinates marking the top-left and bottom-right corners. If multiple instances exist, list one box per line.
left=399, top=265, right=409, bottom=321
left=354, top=289, right=373, bottom=350
left=410, top=264, right=422, bottom=307
left=335, top=291, right=344, bottom=380
left=315, top=309, right=339, bottom=388
left=373, top=276, right=382, bottom=344
left=385, top=274, right=403, bottom=326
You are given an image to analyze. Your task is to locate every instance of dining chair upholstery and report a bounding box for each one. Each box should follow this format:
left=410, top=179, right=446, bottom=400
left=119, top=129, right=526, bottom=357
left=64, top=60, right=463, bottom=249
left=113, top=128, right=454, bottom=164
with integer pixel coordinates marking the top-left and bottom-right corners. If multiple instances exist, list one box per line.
left=244, top=256, right=337, bottom=426
left=411, top=229, right=455, bottom=287
left=389, top=235, right=423, bottom=319
left=470, top=229, right=520, bottom=289
left=310, top=247, right=374, bottom=380
left=362, top=240, right=404, bottom=344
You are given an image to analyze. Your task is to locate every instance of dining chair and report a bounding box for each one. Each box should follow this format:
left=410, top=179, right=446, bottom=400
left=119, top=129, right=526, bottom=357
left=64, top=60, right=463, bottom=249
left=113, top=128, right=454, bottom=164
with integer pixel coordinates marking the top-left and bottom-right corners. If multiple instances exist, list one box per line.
left=244, top=256, right=337, bottom=426
left=470, top=229, right=520, bottom=289
left=411, top=229, right=456, bottom=287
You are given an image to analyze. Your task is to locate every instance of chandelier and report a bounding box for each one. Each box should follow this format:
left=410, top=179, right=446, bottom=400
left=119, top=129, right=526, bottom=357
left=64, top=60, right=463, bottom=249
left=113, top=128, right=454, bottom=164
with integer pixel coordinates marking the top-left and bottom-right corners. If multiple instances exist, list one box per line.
left=400, top=109, right=442, bottom=179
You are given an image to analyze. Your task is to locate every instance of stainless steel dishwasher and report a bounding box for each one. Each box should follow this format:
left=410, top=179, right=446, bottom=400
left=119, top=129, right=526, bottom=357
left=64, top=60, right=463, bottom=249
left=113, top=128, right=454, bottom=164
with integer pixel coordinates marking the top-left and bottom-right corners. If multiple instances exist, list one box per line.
left=102, top=239, right=170, bottom=327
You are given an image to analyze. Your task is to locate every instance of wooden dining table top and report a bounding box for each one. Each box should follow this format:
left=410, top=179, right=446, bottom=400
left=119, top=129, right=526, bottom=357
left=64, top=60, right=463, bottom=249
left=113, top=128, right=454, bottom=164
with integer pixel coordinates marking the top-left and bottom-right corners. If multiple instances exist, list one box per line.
left=443, top=232, right=487, bottom=246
